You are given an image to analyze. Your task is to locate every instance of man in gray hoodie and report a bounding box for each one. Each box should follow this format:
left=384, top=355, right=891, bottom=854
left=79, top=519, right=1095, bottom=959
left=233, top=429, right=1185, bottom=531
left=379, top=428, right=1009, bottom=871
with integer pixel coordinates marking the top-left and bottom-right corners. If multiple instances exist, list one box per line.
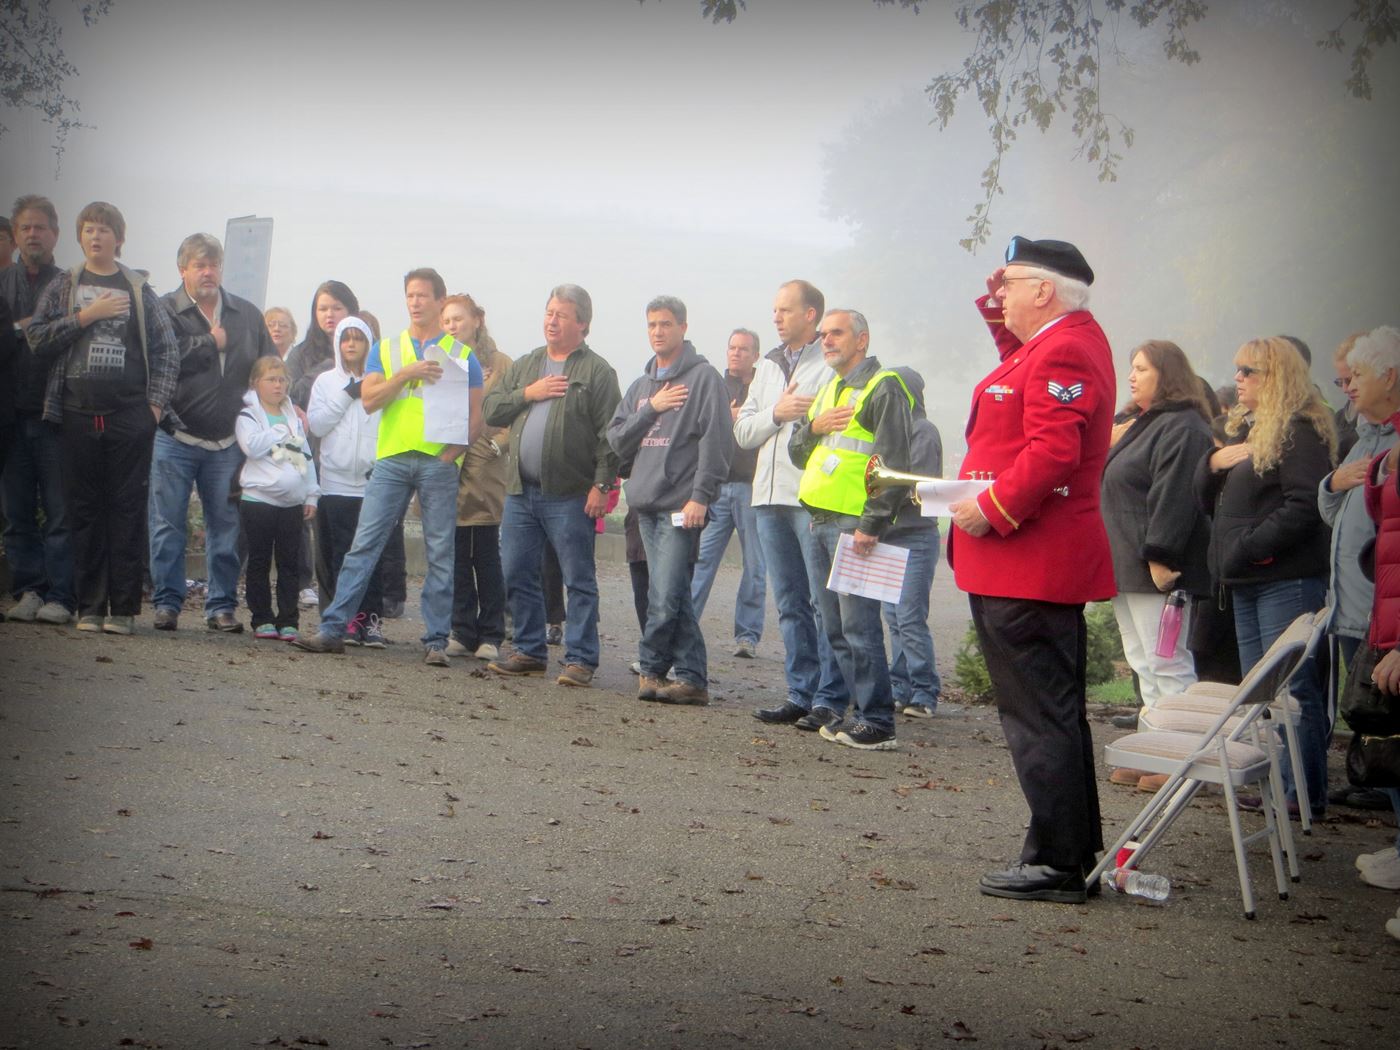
left=607, top=296, right=733, bottom=705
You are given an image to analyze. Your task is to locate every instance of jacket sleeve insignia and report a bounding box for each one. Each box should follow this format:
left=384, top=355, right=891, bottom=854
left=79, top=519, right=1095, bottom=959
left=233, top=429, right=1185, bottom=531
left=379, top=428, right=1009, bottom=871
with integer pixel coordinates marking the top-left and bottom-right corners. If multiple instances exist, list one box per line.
left=1047, top=381, right=1084, bottom=403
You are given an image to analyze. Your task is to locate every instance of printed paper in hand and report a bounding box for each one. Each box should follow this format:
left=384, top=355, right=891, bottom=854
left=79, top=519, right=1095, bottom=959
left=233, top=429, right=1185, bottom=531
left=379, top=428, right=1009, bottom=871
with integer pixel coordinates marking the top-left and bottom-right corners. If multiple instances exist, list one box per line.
left=421, top=345, right=472, bottom=444
left=916, top=478, right=993, bottom=517
left=826, top=532, right=909, bottom=604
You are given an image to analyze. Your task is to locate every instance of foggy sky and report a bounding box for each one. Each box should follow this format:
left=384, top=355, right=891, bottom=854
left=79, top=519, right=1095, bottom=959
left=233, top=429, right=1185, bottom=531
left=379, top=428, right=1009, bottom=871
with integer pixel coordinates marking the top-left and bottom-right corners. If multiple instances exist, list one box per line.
left=3, top=0, right=1397, bottom=463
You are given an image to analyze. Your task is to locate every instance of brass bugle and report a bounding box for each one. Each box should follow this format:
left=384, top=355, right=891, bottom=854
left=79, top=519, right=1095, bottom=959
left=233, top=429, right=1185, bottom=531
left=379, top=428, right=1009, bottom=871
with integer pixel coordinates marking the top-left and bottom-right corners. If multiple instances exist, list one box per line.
left=864, top=455, right=943, bottom=501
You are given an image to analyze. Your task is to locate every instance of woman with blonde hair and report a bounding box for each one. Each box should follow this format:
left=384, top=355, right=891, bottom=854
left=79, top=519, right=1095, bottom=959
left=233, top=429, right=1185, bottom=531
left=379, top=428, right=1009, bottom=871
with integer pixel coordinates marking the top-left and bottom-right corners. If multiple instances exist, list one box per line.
left=1194, top=335, right=1337, bottom=819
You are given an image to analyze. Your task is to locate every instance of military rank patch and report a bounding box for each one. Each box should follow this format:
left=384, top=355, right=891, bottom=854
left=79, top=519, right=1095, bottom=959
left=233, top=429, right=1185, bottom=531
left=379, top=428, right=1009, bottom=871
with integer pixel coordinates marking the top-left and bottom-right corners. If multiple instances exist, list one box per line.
left=1047, top=381, right=1084, bottom=403
left=985, top=383, right=1014, bottom=401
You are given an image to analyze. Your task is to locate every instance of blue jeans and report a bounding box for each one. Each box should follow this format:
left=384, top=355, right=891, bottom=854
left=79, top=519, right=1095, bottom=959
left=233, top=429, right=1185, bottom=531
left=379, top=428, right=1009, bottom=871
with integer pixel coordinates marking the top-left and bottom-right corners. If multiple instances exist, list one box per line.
left=882, top=525, right=943, bottom=710
left=0, top=416, right=73, bottom=608
left=320, top=451, right=459, bottom=647
left=691, top=481, right=766, bottom=645
left=501, top=484, right=600, bottom=669
left=148, top=430, right=244, bottom=616
left=754, top=504, right=847, bottom=713
left=805, top=517, right=896, bottom=733
left=638, top=511, right=707, bottom=687
left=1232, top=575, right=1329, bottom=815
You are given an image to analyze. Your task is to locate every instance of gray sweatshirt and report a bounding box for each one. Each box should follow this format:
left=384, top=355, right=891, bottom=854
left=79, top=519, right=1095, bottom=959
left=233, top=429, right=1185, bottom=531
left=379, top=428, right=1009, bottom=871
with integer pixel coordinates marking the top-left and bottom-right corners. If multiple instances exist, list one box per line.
left=607, top=342, right=734, bottom=514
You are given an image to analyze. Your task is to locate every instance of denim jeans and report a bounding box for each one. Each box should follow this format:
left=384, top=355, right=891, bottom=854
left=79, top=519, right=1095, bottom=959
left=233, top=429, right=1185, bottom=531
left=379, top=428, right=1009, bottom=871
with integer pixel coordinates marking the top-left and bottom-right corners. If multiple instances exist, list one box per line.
left=0, top=415, right=73, bottom=608
left=148, top=430, right=244, bottom=617
left=690, top=481, right=766, bottom=645
left=805, top=517, right=895, bottom=733
left=1232, top=575, right=1329, bottom=815
left=500, top=484, right=600, bottom=669
left=637, top=510, right=708, bottom=687
left=320, top=451, right=459, bottom=647
left=882, top=525, right=943, bottom=710
left=754, top=504, right=848, bottom=713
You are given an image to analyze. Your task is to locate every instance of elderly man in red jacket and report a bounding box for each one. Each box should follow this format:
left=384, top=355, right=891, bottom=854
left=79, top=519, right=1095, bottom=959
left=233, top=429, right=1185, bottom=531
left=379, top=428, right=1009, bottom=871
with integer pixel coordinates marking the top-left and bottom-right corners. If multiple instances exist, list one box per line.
left=949, top=236, right=1116, bottom=904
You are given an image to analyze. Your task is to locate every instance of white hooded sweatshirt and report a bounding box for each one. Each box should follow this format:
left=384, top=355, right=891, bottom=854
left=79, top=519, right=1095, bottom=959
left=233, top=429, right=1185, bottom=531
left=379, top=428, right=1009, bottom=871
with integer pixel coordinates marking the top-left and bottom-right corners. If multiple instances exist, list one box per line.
left=236, top=387, right=320, bottom=509
left=307, top=316, right=380, bottom=497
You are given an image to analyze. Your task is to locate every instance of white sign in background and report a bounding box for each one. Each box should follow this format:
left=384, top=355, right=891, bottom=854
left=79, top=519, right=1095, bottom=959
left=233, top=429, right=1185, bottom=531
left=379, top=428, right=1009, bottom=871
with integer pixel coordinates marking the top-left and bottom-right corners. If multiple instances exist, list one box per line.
left=223, top=215, right=274, bottom=310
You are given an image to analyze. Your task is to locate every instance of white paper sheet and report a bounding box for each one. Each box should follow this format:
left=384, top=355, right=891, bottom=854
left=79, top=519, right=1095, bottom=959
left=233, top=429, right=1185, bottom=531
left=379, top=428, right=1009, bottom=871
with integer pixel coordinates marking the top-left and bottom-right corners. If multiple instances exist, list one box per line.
left=915, top=478, right=993, bottom=517
left=826, top=532, right=909, bottom=604
left=421, top=345, right=472, bottom=445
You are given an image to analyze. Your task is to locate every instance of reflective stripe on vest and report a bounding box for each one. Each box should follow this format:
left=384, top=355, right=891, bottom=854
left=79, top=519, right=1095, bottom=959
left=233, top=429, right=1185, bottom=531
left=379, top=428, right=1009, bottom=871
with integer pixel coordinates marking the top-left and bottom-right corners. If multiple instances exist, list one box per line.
left=797, top=369, right=912, bottom=516
left=376, top=332, right=473, bottom=460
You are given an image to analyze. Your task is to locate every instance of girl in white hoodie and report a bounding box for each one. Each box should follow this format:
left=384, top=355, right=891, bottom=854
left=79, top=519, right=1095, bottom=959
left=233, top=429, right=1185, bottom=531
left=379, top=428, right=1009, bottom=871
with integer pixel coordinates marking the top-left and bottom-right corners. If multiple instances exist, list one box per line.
left=307, top=316, right=386, bottom=647
left=236, top=356, right=319, bottom=640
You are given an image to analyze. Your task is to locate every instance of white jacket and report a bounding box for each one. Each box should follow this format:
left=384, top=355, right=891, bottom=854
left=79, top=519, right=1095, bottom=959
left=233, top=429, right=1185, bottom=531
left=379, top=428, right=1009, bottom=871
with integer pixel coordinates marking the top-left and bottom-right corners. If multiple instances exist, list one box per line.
left=732, top=339, right=834, bottom=507
left=307, top=316, right=379, bottom=497
left=236, top=389, right=320, bottom=508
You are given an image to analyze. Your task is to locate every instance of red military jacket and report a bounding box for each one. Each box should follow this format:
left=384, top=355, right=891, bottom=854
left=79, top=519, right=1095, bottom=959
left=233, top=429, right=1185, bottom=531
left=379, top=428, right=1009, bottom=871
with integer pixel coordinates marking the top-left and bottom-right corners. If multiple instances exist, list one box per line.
left=949, top=295, right=1117, bottom=604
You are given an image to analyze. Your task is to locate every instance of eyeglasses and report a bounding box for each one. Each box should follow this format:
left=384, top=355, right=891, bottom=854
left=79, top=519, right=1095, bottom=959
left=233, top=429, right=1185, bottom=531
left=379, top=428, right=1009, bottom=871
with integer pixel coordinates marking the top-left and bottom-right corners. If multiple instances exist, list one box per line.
left=1235, top=365, right=1262, bottom=378
left=999, top=276, right=1045, bottom=292
left=1333, top=376, right=1351, bottom=388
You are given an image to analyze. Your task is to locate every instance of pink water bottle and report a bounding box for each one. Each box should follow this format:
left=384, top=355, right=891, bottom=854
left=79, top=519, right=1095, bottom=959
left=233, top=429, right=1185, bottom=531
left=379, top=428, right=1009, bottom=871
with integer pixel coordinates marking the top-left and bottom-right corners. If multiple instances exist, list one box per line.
left=1155, top=590, right=1187, bottom=659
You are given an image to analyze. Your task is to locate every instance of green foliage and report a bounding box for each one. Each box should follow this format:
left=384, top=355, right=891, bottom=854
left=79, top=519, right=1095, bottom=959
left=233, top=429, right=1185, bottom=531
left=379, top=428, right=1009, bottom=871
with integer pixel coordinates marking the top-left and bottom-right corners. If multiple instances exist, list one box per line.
left=953, top=601, right=1125, bottom=701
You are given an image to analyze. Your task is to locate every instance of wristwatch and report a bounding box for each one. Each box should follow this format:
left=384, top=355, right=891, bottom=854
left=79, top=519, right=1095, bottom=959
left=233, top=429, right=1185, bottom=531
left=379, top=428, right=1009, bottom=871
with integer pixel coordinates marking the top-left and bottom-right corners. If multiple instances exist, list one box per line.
left=595, top=482, right=616, bottom=494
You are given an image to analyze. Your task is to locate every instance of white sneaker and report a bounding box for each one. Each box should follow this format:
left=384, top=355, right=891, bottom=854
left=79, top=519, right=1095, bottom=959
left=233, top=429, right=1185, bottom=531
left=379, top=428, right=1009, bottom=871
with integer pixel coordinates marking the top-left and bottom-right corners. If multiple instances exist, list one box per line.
left=8, top=591, right=43, bottom=621
left=1387, top=916, right=1400, bottom=942
left=444, top=637, right=470, bottom=658
left=474, top=642, right=499, bottom=661
left=298, top=587, right=318, bottom=609
left=1356, top=846, right=1399, bottom=872
left=35, top=601, right=73, bottom=625
left=1359, top=850, right=1400, bottom=890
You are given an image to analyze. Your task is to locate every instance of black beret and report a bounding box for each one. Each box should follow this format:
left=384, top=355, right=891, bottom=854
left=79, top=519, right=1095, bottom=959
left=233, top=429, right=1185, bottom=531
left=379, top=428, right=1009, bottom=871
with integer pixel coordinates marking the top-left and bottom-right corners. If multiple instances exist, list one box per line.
left=1004, top=235, right=1094, bottom=286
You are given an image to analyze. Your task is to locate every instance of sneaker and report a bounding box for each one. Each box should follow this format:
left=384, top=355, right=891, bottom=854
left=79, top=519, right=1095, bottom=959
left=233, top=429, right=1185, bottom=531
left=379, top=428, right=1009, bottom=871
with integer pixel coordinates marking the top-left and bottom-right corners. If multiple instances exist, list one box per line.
left=638, top=675, right=667, bottom=701
left=76, top=615, right=104, bottom=633
left=660, top=680, right=710, bottom=706
left=8, top=591, right=43, bottom=622
left=298, top=587, right=318, bottom=609
left=797, top=708, right=842, bottom=733
left=425, top=646, right=449, bottom=667
left=292, top=632, right=345, bottom=654
left=206, top=612, right=243, bottom=633
left=629, top=660, right=642, bottom=675
left=153, top=607, right=179, bottom=631
left=1357, top=846, right=1399, bottom=872
left=474, top=642, right=499, bottom=661
left=545, top=623, right=563, bottom=646
left=279, top=626, right=299, bottom=642
left=362, top=615, right=386, bottom=649
left=1111, top=711, right=1140, bottom=730
left=1387, top=915, right=1400, bottom=942
left=382, top=599, right=405, bottom=619
left=833, top=722, right=897, bottom=751
left=818, top=719, right=848, bottom=742
left=488, top=652, right=548, bottom=676
left=557, top=664, right=594, bottom=688
left=102, top=615, right=134, bottom=636
left=733, top=639, right=756, bottom=659
left=36, top=601, right=73, bottom=625
left=1360, top=850, right=1400, bottom=890
left=445, top=636, right=470, bottom=658
left=254, top=623, right=280, bottom=640
left=344, top=618, right=364, bottom=647
left=900, top=703, right=935, bottom=719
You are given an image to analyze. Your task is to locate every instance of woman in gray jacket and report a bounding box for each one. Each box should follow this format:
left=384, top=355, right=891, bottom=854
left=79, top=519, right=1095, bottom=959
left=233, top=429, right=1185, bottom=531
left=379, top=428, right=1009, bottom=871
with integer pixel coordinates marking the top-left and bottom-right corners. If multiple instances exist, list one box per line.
left=1100, top=341, right=1215, bottom=769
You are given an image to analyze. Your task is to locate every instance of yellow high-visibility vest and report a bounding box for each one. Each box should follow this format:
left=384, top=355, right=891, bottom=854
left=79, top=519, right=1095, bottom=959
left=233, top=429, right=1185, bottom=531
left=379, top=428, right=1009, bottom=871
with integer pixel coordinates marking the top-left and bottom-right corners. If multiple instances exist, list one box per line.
left=798, top=369, right=911, bottom=516
left=375, top=332, right=473, bottom=460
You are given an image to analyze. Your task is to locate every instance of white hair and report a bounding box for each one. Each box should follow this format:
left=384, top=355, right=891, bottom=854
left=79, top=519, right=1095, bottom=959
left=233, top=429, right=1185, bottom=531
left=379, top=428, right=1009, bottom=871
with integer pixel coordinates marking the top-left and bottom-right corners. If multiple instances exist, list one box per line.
left=1348, top=325, right=1400, bottom=376
left=1014, top=265, right=1091, bottom=311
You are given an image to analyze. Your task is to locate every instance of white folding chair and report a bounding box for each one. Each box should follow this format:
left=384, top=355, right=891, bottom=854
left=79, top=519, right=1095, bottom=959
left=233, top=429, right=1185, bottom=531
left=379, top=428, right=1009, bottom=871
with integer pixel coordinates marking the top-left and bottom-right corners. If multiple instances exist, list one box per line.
left=1093, top=610, right=1326, bottom=919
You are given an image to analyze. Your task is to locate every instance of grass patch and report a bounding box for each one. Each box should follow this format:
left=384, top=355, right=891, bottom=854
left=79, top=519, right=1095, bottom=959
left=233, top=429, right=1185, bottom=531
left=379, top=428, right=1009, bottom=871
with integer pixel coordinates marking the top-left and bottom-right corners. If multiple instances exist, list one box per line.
left=1089, top=676, right=1137, bottom=706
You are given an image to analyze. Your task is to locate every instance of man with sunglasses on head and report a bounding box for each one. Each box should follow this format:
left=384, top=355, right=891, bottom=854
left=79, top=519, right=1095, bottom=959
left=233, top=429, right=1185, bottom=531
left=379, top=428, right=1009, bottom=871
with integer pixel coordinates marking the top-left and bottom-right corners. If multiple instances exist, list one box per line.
left=948, top=236, right=1116, bottom=905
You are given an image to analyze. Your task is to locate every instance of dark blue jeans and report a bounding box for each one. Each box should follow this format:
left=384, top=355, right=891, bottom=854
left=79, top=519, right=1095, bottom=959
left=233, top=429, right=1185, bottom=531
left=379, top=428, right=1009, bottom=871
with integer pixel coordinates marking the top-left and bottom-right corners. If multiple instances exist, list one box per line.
left=637, top=510, right=707, bottom=688
left=0, top=416, right=73, bottom=608
left=882, top=525, right=943, bottom=709
left=804, top=517, right=895, bottom=733
left=501, top=485, right=600, bottom=669
left=1232, top=576, right=1329, bottom=816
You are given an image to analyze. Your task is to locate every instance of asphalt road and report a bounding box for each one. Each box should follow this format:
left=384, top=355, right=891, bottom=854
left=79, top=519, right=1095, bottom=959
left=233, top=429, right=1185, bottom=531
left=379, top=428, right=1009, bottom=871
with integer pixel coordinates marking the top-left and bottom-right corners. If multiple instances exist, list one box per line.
left=2, top=561, right=1397, bottom=1049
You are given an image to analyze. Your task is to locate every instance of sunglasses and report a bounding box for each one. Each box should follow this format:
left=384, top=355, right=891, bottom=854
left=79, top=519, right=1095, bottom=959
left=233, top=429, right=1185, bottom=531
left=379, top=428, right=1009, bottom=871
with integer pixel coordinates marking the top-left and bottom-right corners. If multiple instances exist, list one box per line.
left=1235, top=365, right=1262, bottom=378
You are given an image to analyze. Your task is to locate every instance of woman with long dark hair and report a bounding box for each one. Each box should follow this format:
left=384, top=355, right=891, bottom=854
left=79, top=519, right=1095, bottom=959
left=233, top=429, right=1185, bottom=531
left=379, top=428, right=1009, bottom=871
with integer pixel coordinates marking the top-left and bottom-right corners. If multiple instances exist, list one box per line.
left=286, top=280, right=359, bottom=412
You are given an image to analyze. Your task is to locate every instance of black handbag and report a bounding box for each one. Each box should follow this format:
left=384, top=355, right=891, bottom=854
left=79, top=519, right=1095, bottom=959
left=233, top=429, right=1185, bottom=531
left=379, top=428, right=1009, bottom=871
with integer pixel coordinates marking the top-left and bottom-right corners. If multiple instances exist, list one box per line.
left=1346, top=732, right=1400, bottom=788
left=1341, top=646, right=1400, bottom=787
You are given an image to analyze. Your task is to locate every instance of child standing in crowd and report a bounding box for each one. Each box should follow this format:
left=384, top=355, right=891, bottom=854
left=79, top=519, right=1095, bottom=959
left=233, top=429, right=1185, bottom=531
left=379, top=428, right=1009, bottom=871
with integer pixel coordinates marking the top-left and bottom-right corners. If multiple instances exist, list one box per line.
left=307, top=316, right=386, bottom=648
left=236, top=357, right=319, bottom=641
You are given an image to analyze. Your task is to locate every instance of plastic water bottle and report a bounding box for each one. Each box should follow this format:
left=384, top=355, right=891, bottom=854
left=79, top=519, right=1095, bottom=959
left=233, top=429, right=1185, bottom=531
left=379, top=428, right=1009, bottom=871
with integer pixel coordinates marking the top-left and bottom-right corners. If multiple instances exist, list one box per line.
left=1154, top=590, right=1187, bottom=659
left=1100, top=867, right=1171, bottom=901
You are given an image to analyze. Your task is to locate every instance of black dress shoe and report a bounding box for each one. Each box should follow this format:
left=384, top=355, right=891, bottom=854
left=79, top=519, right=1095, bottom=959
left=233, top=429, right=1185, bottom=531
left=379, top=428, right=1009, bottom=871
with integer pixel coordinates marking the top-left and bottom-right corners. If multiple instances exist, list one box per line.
left=1111, top=711, right=1139, bottom=730
left=978, top=863, right=1087, bottom=904
left=754, top=700, right=806, bottom=724
left=795, top=708, right=842, bottom=732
